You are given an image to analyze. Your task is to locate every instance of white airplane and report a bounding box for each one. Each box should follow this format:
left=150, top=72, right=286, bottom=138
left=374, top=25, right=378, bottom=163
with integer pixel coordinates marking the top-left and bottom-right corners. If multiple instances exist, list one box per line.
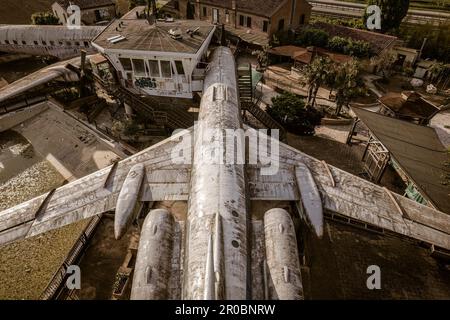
left=0, top=47, right=449, bottom=300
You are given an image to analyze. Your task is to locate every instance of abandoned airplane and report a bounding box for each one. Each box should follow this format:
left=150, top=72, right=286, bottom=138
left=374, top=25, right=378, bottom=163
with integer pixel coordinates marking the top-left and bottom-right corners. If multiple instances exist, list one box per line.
left=0, top=47, right=449, bottom=300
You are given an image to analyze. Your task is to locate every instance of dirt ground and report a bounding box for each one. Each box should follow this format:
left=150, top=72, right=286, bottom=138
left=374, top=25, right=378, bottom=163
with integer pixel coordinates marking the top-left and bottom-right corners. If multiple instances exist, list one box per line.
left=0, top=0, right=55, bottom=24
left=303, top=220, right=450, bottom=299
left=287, top=132, right=406, bottom=195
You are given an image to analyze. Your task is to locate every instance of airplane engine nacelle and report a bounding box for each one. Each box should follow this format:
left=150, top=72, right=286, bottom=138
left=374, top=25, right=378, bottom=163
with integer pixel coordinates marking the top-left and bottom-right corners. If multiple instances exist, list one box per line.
left=131, top=209, right=175, bottom=300
left=114, top=163, right=145, bottom=240
left=264, top=208, right=304, bottom=300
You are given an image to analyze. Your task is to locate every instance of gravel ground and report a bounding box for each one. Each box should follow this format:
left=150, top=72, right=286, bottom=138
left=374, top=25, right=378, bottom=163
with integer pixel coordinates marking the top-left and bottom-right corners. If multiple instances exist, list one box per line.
left=0, top=130, right=91, bottom=299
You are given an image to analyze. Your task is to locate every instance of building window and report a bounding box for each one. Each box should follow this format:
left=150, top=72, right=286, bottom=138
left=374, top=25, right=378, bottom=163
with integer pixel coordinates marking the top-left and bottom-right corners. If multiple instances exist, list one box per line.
left=212, top=8, right=219, bottom=24
left=246, top=16, right=252, bottom=28
left=5, top=40, right=9, bottom=44
left=50, top=41, right=55, bottom=46
left=203, top=6, right=207, bottom=17
left=148, top=60, right=160, bottom=77
left=225, top=10, right=229, bottom=23
left=174, top=1, right=179, bottom=10
left=119, top=58, right=133, bottom=71
left=175, top=60, right=185, bottom=75
left=160, top=60, right=172, bottom=78
left=239, top=15, right=244, bottom=26
left=300, top=14, right=305, bottom=24
left=22, top=41, right=27, bottom=45
left=132, top=59, right=146, bottom=77
left=75, top=41, right=80, bottom=46
left=278, top=19, right=285, bottom=31
left=66, top=41, right=72, bottom=46
left=13, top=40, right=18, bottom=45
left=84, top=41, right=89, bottom=47
left=34, top=41, right=38, bottom=45
left=263, top=21, right=268, bottom=32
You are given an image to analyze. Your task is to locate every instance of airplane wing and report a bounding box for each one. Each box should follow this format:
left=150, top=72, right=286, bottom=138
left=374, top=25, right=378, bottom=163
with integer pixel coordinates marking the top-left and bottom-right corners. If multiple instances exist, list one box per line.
left=0, top=129, right=192, bottom=246
left=247, top=138, right=450, bottom=252
left=0, top=56, right=85, bottom=104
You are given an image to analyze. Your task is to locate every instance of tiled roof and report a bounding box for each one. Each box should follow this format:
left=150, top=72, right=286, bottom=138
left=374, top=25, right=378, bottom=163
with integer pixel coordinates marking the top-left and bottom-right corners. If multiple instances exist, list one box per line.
left=200, top=0, right=287, bottom=18
left=56, top=0, right=115, bottom=10
left=379, top=91, right=439, bottom=120
left=268, top=45, right=352, bottom=64
left=309, top=22, right=398, bottom=55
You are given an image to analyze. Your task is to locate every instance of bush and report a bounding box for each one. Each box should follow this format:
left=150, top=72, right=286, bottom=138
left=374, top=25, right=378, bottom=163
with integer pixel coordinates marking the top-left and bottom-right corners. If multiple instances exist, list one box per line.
left=327, top=36, right=348, bottom=53
left=31, top=12, right=59, bottom=25
left=327, top=36, right=373, bottom=58
left=294, top=28, right=329, bottom=48
left=399, top=22, right=450, bottom=63
left=267, top=92, right=323, bottom=136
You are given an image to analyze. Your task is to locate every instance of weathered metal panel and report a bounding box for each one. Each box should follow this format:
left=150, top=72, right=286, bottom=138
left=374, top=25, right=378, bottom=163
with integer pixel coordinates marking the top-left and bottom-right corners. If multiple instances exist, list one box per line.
left=0, top=130, right=194, bottom=246
left=247, top=138, right=450, bottom=250
left=264, top=208, right=304, bottom=300
left=131, top=209, right=175, bottom=300
left=250, top=220, right=266, bottom=300
left=0, top=25, right=102, bottom=59
left=183, top=47, right=248, bottom=300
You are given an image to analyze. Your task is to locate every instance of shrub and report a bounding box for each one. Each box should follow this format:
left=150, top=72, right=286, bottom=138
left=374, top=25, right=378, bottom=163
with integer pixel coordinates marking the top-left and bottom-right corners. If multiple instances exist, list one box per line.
left=267, top=92, right=323, bottom=136
left=31, top=12, right=59, bottom=25
left=327, top=36, right=348, bottom=53
left=294, top=28, right=329, bottom=48
left=327, top=36, right=373, bottom=58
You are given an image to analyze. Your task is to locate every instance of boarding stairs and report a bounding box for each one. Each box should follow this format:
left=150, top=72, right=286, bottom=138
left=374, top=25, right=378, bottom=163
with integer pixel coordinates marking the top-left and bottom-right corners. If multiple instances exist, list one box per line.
left=238, top=63, right=286, bottom=141
left=113, top=87, right=194, bottom=132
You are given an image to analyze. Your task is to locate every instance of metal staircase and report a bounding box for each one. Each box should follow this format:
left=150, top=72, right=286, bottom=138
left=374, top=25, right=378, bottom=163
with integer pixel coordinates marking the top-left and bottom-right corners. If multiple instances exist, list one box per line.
left=237, top=63, right=286, bottom=141
left=238, top=63, right=253, bottom=103
left=114, top=87, right=194, bottom=131
left=241, top=100, right=286, bottom=141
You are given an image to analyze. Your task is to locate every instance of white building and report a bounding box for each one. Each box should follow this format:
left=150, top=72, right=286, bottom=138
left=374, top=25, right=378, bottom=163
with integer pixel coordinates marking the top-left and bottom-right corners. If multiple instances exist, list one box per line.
left=92, top=7, right=216, bottom=99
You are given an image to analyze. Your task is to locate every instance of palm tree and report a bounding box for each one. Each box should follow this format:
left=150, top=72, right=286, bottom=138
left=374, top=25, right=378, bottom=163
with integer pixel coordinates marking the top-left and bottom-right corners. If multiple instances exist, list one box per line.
left=145, top=0, right=157, bottom=16
left=301, top=56, right=333, bottom=107
left=330, top=59, right=360, bottom=116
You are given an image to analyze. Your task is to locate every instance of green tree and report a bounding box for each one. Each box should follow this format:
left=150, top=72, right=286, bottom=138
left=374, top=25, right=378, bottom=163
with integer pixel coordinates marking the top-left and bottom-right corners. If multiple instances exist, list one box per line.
left=294, top=27, right=329, bottom=47
left=370, top=49, right=397, bottom=79
left=252, top=45, right=271, bottom=70
left=132, top=0, right=157, bottom=13
left=267, top=93, right=323, bottom=136
left=31, top=12, right=59, bottom=25
left=329, top=60, right=361, bottom=116
left=429, top=62, right=450, bottom=89
left=301, top=56, right=333, bottom=107
left=443, top=148, right=450, bottom=186
left=399, top=21, right=450, bottom=63
left=365, top=0, right=410, bottom=33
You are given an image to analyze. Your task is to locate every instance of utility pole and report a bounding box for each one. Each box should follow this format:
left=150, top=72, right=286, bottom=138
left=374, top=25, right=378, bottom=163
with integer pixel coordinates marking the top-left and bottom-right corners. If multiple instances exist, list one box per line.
left=418, top=37, right=428, bottom=61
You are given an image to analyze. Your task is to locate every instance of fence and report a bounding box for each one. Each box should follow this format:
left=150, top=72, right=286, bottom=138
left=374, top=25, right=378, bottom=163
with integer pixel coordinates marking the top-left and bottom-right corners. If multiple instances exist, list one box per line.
left=39, top=215, right=102, bottom=300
